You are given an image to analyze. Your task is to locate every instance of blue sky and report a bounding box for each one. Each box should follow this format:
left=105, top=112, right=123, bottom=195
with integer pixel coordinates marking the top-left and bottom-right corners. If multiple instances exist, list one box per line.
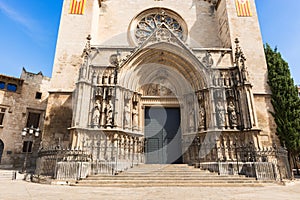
left=0, top=0, right=299, bottom=85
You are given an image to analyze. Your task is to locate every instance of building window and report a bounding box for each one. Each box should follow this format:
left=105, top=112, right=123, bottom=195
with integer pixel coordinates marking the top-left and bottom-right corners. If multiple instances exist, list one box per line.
left=0, top=82, right=5, bottom=90
left=22, top=141, right=33, bottom=153
left=0, top=108, right=5, bottom=125
left=129, top=8, right=188, bottom=45
left=35, top=92, right=42, bottom=99
left=7, top=83, right=17, bottom=92
left=26, top=112, right=41, bottom=128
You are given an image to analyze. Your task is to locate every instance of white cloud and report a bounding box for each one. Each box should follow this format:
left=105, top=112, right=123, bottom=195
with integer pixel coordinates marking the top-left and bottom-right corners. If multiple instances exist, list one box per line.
left=0, top=2, right=35, bottom=29
left=0, top=1, right=44, bottom=44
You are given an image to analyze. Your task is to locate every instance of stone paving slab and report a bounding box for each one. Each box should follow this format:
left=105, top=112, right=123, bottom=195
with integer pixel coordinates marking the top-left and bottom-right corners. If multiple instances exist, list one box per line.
left=0, top=179, right=299, bottom=200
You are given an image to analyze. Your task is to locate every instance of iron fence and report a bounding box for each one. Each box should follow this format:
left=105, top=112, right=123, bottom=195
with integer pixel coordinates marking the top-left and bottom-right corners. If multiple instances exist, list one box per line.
left=35, top=142, right=142, bottom=180
left=194, top=140, right=292, bottom=181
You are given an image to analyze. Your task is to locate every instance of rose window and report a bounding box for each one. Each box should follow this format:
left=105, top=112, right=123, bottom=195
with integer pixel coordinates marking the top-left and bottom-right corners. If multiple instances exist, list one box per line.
left=129, top=8, right=187, bottom=45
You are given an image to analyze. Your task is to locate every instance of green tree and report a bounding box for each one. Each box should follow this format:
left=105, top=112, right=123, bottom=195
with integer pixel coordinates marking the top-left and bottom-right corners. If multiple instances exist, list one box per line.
left=264, top=44, right=300, bottom=172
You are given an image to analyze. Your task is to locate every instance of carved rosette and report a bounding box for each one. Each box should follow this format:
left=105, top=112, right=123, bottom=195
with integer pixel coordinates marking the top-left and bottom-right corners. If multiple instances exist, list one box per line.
left=135, top=12, right=184, bottom=44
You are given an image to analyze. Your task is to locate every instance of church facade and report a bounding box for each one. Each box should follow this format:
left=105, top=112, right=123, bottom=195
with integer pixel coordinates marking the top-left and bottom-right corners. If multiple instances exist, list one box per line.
left=41, top=0, right=289, bottom=177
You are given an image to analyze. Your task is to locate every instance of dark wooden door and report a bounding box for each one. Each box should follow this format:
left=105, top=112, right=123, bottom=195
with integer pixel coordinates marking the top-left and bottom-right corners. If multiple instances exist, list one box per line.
left=144, top=107, right=182, bottom=164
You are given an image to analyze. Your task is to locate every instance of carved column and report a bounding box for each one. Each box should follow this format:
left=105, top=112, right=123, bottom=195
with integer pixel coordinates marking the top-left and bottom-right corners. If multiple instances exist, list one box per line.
left=100, top=88, right=107, bottom=127
left=103, top=134, right=108, bottom=160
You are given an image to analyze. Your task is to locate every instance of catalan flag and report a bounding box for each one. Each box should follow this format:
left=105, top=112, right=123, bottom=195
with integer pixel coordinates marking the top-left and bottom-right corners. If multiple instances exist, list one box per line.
left=235, top=0, right=252, bottom=17
left=69, top=0, right=86, bottom=15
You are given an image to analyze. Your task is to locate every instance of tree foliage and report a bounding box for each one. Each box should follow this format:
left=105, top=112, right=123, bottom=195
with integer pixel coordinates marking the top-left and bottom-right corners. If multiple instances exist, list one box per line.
left=264, top=44, right=300, bottom=154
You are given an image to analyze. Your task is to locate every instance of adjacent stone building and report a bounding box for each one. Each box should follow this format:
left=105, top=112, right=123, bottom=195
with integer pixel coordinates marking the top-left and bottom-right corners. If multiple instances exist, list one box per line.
left=0, top=69, right=50, bottom=169
left=38, top=0, right=290, bottom=178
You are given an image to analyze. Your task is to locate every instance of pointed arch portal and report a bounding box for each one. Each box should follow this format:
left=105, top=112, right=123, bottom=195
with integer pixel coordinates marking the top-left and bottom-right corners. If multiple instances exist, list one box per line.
left=117, top=40, right=210, bottom=164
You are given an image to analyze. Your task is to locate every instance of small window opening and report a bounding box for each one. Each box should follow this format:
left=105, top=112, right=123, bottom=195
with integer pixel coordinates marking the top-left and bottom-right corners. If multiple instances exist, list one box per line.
left=22, top=141, right=33, bottom=153
left=0, top=82, right=5, bottom=90
left=0, top=108, right=5, bottom=125
left=35, top=92, right=42, bottom=99
left=26, top=112, right=41, bottom=128
left=7, top=84, right=17, bottom=92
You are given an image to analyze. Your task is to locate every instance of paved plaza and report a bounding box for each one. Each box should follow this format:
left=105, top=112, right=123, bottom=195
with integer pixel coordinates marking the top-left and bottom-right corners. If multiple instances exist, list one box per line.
left=0, top=179, right=299, bottom=200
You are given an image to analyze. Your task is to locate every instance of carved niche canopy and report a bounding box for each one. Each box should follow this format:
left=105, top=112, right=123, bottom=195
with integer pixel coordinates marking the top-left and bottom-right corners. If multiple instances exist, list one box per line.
left=129, top=8, right=188, bottom=45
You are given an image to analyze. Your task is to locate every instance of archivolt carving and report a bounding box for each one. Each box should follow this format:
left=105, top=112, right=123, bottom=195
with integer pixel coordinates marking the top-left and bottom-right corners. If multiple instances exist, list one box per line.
left=141, top=84, right=174, bottom=96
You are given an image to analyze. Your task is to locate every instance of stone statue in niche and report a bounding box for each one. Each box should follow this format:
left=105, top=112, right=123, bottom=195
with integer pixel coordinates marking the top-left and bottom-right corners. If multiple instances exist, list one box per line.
left=216, top=101, right=225, bottom=128
left=241, top=64, right=249, bottom=82
left=132, top=103, right=139, bottom=130
left=92, top=99, right=101, bottom=126
left=227, top=100, right=237, bottom=128
left=124, top=101, right=131, bottom=128
left=106, top=99, right=114, bottom=127
left=198, top=105, right=205, bottom=130
left=202, top=51, right=214, bottom=68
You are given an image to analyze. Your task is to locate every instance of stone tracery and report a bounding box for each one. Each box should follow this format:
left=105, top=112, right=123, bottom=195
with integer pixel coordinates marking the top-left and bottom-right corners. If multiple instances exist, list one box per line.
left=135, top=12, right=184, bottom=44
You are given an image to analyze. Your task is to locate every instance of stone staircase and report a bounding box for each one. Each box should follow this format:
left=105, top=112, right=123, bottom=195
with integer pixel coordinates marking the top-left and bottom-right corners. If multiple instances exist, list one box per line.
left=0, top=169, right=16, bottom=181
left=72, top=164, right=275, bottom=187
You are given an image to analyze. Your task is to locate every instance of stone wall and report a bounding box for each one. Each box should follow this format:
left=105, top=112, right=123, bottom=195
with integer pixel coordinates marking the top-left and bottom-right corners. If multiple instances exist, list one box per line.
left=42, top=92, right=73, bottom=148
left=51, top=0, right=224, bottom=92
left=0, top=69, right=50, bottom=168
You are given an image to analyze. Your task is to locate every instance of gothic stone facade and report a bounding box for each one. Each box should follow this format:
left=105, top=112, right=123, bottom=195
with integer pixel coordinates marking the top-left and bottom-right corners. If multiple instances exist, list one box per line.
left=0, top=69, right=50, bottom=168
left=43, top=0, right=279, bottom=170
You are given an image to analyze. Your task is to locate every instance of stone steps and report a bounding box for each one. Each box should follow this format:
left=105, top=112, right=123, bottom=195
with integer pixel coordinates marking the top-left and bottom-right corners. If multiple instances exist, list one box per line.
left=72, top=164, right=275, bottom=187
left=73, top=180, right=271, bottom=187
left=84, top=176, right=255, bottom=180
left=0, top=170, right=15, bottom=181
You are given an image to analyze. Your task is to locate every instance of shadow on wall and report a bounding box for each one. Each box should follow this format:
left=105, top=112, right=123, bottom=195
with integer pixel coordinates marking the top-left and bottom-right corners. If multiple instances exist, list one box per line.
left=42, top=94, right=73, bottom=149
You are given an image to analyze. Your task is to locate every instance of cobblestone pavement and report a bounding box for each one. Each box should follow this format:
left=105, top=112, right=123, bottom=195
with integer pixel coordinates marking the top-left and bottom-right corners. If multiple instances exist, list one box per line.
left=0, top=180, right=299, bottom=200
